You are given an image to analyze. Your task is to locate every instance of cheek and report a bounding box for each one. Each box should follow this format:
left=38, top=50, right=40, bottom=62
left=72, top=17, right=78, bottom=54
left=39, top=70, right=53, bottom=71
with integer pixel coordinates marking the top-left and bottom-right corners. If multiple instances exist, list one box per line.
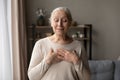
left=51, top=23, right=55, bottom=27
left=50, top=20, right=56, bottom=27
left=50, top=22, right=56, bottom=32
left=64, top=21, right=71, bottom=26
left=65, top=23, right=71, bottom=29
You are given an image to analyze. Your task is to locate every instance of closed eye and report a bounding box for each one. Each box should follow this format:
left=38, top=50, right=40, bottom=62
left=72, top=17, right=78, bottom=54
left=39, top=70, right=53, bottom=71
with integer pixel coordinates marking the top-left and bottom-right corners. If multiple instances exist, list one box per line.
left=62, top=19, right=68, bottom=22
left=54, top=19, right=59, bottom=22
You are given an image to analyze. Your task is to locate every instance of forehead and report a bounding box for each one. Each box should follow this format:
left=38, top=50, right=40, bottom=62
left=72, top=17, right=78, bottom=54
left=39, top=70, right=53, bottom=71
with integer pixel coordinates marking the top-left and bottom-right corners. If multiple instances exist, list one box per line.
left=51, top=10, right=68, bottom=18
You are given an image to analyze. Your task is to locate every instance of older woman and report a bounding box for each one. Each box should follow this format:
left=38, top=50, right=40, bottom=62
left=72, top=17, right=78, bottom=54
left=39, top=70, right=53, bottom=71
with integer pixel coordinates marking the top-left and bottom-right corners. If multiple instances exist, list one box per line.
left=28, top=7, right=91, bottom=80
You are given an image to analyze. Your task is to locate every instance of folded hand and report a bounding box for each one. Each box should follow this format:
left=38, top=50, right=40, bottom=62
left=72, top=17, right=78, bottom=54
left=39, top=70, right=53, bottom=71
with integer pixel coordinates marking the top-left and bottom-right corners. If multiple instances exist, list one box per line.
left=56, top=49, right=80, bottom=64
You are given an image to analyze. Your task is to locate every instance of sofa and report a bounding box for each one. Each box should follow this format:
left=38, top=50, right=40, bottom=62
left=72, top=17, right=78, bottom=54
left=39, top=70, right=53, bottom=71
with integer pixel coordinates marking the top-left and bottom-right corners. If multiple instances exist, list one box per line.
left=89, top=60, right=120, bottom=80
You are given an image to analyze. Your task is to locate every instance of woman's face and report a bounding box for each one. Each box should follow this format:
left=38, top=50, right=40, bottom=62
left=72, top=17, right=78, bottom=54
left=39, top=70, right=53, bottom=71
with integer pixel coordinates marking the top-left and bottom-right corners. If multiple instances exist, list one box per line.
left=50, top=10, right=71, bottom=36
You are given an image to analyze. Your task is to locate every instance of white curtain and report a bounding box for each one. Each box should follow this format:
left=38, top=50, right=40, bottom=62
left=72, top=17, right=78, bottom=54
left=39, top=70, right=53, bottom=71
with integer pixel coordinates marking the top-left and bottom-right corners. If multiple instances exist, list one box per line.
left=0, top=0, right=27, bottom=79
left=0, top=0, right=12, bottom=80
left=11, top=0, right=28, bottom=80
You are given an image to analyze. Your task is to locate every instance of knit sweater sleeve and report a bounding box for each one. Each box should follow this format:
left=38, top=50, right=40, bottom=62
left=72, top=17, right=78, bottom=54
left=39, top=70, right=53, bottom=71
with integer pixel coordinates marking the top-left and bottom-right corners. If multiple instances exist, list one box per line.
left=28, top=40, right=50, bottom=80
left=74, top=43, right=91, bottom=80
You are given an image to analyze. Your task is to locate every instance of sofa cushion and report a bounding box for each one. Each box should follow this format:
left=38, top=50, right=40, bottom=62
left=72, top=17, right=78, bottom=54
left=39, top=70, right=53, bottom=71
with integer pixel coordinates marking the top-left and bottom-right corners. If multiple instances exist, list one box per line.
left=114, top=61, right=120, bottom=80
left=89, top=60, right=114, bottom=80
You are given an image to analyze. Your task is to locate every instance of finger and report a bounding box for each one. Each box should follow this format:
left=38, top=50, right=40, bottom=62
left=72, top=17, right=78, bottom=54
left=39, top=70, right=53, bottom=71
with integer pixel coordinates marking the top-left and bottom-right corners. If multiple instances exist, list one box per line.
left=49, top=48, right=53, bottom=54
left=72, top=50, right=77, bottom=54
left=59, top=49, right=69, bottom=55
left=59, top=48, right=67, bottom=53
left=57, top=49, right=65, bottom=56
left=62, top=49, right=72, bottom=55
left=56, top=49, right=63, bottom=52
left=57, top=55, right=64, bottom=60
left=57, top=53, right=64, bottom=58
left=51, top=48, right=54, bottom=53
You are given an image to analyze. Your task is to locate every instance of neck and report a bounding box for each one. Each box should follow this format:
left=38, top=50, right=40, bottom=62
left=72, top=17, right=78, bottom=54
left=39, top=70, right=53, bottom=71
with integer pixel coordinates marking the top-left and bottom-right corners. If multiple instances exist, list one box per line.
left=50, top=34, right=73, bottom=44
left=54, top=34, right=67, bottom=41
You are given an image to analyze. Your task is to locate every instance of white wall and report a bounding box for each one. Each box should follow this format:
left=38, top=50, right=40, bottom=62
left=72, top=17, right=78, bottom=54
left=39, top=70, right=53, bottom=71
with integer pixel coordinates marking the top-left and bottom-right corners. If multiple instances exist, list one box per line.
left=25, top=0, right=120, bottom=60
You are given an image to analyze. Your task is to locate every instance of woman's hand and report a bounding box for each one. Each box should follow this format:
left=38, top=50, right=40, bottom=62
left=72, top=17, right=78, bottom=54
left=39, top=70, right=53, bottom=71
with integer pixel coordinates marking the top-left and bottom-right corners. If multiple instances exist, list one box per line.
left=45, top=48, right=62, bottom=65
left=56, top=49, right=80, bottom=64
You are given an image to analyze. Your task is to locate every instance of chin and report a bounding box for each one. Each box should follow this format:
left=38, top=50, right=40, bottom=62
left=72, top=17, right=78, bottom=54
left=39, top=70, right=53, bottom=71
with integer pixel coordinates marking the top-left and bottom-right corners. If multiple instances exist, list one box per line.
left=56, top=32, right=65, bottom=36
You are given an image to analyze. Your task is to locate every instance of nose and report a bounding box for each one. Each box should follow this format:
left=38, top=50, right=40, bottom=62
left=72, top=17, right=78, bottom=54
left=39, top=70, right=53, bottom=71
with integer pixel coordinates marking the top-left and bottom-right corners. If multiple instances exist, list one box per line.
left=58, top=20, right=62, bottom=27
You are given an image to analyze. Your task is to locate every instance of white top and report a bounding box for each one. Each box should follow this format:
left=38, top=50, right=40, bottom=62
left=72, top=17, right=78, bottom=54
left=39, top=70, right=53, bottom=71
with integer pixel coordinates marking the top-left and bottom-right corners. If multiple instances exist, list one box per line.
left=28, top=37, right=90, bottom=80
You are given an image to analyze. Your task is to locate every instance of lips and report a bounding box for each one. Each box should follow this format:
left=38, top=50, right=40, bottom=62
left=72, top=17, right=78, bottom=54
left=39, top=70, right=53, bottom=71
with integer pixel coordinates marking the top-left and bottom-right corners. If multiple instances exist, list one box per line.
left=57, top=29, right=63, bottom=30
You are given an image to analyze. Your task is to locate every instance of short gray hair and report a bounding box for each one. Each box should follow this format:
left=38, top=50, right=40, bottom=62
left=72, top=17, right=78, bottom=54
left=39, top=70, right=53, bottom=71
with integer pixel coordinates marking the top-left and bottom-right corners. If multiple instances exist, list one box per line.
left=50, top=7, right=72, bottom=22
